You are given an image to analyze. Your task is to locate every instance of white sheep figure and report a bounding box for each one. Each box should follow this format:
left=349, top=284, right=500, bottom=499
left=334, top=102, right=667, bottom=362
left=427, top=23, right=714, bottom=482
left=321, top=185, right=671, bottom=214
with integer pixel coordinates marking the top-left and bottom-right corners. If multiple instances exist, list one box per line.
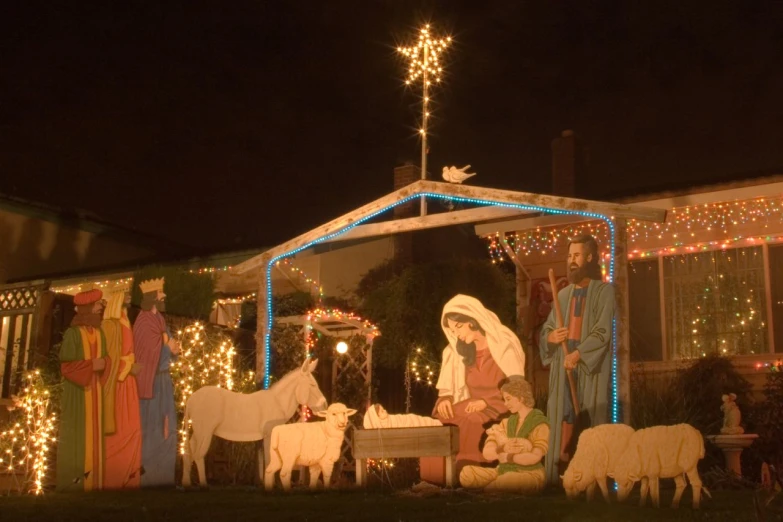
left=264, top=402, right=357, bottom=491
left=612, top=423, right=710, bottom=509
left=562, top=423, right=636, bottom=502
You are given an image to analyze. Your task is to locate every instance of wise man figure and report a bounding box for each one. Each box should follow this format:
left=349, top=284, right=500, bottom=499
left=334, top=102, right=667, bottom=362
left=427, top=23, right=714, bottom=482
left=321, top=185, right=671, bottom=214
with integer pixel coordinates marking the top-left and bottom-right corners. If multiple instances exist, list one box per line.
left=57, top=288, right=111, bottom=492
left=539, top=234, right=615, bottom=485
left=102, top=285, right=143, bottom=489
left=133, top=278, right=180, bottom=487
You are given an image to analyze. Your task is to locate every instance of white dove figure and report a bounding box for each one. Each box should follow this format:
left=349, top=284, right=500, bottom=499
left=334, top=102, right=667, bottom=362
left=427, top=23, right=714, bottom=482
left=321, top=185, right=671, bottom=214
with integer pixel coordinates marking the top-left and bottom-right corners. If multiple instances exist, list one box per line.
left=442, top=165, right=477, bottom=184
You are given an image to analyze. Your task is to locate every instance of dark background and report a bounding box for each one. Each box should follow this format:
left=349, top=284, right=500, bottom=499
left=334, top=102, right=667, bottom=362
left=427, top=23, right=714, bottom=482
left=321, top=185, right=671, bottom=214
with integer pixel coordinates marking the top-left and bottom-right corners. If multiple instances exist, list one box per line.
left=3, top=1, right=782, bottom=251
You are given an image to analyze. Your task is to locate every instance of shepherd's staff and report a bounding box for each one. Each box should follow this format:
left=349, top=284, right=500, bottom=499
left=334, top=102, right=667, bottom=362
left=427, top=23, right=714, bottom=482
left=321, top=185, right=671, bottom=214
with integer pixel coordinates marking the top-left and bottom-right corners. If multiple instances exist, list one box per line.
left=548, top=268, right=580, bottom=416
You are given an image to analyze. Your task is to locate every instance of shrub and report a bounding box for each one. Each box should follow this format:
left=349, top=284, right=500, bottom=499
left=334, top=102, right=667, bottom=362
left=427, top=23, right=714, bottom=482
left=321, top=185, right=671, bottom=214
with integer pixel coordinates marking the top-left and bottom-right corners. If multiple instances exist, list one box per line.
left=132, top=265, right=216, bottom=320
left=745, top=368, right=783, bottom=484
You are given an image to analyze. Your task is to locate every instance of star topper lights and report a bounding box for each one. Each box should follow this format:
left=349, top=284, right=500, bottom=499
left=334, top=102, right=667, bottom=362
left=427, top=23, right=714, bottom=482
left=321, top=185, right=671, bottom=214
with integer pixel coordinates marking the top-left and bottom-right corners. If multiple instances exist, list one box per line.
left=397, top=23, right=452, bottom=216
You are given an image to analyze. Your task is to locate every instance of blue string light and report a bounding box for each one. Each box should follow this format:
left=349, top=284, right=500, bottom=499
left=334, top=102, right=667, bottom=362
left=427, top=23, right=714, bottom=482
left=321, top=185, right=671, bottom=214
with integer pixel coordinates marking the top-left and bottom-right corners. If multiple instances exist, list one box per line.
left=262, top=192, right=619, bottom=425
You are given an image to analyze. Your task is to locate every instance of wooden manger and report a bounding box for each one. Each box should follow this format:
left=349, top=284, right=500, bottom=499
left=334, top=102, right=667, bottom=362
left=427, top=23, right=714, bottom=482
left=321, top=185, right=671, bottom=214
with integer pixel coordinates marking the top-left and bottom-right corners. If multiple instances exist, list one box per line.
left=352, top=426, right=459, bottom=487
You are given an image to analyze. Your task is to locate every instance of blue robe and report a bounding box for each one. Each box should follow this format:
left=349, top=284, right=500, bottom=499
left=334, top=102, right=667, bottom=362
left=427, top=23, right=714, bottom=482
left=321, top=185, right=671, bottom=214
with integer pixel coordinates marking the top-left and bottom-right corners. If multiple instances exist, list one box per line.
left=139, top=341, right=177, bottom=487
left=134, top=314, right=178, bottom=488
left=539, top=279, right=615, bottom=485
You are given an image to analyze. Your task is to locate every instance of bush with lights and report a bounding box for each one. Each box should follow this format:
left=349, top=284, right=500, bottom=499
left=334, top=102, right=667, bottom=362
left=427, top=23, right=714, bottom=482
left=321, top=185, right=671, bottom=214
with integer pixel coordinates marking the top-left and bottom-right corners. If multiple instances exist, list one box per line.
left=172, top=321, right=257, bottom=485
left=0, top=371, right=57, bottom=495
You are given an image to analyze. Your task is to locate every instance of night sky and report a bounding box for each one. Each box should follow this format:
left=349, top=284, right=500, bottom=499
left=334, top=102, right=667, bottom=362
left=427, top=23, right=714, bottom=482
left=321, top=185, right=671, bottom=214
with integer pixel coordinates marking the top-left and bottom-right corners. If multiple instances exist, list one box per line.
left=3, top=1, right=783, bottom=252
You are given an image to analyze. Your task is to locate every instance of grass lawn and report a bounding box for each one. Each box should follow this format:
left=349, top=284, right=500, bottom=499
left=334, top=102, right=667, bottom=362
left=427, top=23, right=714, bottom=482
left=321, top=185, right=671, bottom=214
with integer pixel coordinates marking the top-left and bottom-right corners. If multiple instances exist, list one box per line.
left=0, top=487, right=762, bottom=522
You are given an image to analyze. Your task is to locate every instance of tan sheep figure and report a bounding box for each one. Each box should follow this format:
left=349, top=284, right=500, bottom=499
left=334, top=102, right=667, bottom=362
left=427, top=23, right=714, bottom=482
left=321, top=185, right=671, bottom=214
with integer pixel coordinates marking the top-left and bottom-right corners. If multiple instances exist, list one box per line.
left=612, top=424, right=710, bottom=509
left=264, top=403, right=357, bottom=491
left=562, top=423, right=635, bottom=502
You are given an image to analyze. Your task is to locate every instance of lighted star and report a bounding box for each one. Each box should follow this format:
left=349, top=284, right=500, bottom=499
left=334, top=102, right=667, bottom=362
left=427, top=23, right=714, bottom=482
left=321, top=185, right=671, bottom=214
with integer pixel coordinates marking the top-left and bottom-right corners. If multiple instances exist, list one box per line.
left=397, top=24, right=451, bottom=86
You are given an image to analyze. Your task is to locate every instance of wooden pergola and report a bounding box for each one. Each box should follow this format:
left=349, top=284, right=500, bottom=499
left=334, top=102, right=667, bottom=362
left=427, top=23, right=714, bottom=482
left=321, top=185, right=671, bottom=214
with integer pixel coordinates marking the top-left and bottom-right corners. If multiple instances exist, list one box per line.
left=232, top=180, right=667, bottom=423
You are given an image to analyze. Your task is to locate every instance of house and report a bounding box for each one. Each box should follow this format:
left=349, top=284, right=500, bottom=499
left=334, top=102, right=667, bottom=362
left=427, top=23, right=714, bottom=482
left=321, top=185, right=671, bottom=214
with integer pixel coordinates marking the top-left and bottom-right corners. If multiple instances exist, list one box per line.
left=0, top=193, right=181, bottom=285
left=474, top=135, right=783, bottom=395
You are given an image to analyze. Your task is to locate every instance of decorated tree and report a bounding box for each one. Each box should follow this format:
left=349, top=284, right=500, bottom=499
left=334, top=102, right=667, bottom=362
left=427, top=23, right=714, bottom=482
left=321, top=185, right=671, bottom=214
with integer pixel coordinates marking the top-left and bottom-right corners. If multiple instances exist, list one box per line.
left=0, top=371, right=57, bottom=494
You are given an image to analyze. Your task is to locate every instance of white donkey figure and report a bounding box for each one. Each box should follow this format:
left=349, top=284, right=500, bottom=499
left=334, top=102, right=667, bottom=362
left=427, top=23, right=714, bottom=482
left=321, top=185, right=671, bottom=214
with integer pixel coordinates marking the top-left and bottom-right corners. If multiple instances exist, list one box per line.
left=181, top=358, right=328, bottom=487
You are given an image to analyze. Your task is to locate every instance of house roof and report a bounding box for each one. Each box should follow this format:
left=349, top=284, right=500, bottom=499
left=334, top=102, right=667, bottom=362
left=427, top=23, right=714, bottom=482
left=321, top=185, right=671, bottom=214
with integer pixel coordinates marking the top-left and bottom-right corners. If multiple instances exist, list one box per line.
left=0, top=192, right=185, bottom=256
left=474, top=173, right=783, bottom=237
left=233, top=180, right=666, bottom=274
left=602, top=171, right=783, bottom=203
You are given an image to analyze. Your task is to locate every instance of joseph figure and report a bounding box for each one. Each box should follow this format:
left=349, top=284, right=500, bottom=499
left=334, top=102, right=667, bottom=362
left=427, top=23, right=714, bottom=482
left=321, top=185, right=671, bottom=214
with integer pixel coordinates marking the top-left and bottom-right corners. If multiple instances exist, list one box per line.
left=133, top=277, right=180, bottom=487
left=57, top=289, right=110, bottom=491
left=539, top=234, right=615, bottom=485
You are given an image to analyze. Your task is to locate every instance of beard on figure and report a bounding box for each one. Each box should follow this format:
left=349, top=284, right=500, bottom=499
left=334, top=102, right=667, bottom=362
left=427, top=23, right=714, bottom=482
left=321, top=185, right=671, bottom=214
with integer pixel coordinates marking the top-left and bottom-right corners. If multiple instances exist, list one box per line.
left=567, top=263, right=588, bottom=285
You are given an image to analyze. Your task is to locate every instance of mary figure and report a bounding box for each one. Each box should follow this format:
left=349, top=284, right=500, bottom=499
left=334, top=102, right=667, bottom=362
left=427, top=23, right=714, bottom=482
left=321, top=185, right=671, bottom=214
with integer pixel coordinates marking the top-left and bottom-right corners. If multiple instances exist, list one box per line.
left=421, top=294, right=526, bottom=483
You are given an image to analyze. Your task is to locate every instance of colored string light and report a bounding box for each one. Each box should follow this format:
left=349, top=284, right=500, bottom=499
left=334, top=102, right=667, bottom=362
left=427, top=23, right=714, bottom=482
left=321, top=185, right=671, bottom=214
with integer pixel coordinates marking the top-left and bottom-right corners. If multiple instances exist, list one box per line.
left=486, top=195, right=783, bottom=262
left=50, top=277, right=134, bottom=295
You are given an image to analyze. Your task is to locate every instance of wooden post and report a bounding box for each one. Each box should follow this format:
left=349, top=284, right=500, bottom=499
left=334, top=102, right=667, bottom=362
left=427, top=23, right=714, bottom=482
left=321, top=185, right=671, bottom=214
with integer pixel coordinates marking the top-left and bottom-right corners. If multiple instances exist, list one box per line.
left=763, top=242, right=776, bottom=353
left=499, top=240, right=534, bottom=385
left=255, top=254, right=272, bottom=386
left=365, top=335, right=374, bottom=410
left=613, top=218, right=631, bottom=424
left=658, top=255, right=668, bottom=361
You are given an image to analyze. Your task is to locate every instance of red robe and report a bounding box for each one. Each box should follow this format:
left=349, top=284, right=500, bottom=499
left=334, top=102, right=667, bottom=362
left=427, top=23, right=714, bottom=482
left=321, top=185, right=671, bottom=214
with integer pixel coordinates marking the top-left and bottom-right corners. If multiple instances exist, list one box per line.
left=422, top=349, right=509, bottom=483
left=102, top=314, right=142, bottom=489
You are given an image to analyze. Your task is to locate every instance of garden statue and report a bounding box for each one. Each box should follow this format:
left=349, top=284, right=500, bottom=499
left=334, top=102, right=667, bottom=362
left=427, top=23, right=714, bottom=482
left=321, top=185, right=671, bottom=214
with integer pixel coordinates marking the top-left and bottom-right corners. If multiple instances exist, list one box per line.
left=363, top=404, right=442, bottom=428
left=182, top=358, right=328, bottom=488
left=102, top=285, right=143, bottom=489
left=705, top=392, right=757, bottom=478
left=459, top=378, right=549, bottom=494
left=421, top=294, right=526, bottom=485
left=720, top=393, right=744, bottom=434
left=613, top=423, right=710, bottom=509
left=540, top=234, right=615, bottom=484
left=265, top=402, right=357, bottom=491
left=442, top=164, right=476, bottom=183
left=562, top=423, right=636, bottom=502
left=134, top=277, right=180, bottom=487
left=57, top=289, right=110, bottom=492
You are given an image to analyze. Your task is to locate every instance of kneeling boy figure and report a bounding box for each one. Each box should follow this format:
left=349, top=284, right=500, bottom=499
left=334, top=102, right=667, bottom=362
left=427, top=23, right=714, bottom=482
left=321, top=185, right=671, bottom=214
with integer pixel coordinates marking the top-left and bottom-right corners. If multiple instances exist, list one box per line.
left=459, top=378, right=549, bottom=494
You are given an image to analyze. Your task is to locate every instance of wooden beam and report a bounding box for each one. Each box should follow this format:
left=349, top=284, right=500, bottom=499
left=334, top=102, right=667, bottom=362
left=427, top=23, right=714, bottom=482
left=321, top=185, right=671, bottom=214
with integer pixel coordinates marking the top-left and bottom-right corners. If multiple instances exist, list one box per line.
left=274, top=262, right=309, bottom=294
left=474, top=214, right=596, bottom=237
left=320, top=206, right=533, bottom=244
left=234, top=182, right=427, bottom=274
left=416, top=181, right=667, bottom=223
left=255, top=254, right=271, bottom=385
left=233, top=180, right=666, bottom=274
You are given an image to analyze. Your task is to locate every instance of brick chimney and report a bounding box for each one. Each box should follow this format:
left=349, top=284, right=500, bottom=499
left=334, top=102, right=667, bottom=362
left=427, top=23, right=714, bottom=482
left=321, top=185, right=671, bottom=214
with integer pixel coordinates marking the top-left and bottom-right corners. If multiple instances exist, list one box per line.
left=392, top=163, right=419, bottom=262
left=393, top=163, right=420, bottom=219
left=551, top=129, right=583, bottom=197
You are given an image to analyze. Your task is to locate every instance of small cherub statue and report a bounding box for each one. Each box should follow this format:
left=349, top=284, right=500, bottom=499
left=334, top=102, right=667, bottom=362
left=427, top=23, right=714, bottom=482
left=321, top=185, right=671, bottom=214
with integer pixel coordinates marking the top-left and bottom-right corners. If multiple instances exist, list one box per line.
left=720, top=393, right=744, bottom=435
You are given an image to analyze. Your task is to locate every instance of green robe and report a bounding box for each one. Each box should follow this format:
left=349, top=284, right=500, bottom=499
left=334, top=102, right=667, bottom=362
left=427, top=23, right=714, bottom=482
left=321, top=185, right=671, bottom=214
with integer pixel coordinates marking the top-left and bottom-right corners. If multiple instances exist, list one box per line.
left=498, top=408, right=549, bottom=475
left=56, top=326, right=109, bottom=491
left=539, top=279, right=615, bottom=485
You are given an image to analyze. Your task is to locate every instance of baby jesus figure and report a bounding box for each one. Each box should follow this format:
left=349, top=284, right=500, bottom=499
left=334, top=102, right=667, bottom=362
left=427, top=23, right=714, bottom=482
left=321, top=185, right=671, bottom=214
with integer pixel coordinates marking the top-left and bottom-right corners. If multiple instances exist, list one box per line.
left=363, top=403, right=443, bottom=429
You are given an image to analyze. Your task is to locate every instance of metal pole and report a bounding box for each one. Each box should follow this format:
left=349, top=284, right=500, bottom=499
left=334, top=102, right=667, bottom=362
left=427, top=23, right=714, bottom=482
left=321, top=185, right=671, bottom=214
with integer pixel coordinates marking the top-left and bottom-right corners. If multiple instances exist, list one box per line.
left=420, top=44, right=429, bottom=216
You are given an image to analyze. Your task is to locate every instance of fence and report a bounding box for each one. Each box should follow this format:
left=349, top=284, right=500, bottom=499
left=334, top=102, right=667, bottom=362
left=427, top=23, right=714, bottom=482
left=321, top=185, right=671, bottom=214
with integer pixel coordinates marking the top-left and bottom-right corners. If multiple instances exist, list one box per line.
left=0, top=281, right=52, bottom=400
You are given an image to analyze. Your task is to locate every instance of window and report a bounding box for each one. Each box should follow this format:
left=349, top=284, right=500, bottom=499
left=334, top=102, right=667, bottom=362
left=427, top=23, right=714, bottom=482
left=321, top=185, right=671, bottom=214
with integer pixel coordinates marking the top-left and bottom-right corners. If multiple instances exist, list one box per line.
left=663, top=246, right=767, bottom=359
left=768, top=243, right=783, bottom=352
left=629, top=259, right=662, bottom=361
